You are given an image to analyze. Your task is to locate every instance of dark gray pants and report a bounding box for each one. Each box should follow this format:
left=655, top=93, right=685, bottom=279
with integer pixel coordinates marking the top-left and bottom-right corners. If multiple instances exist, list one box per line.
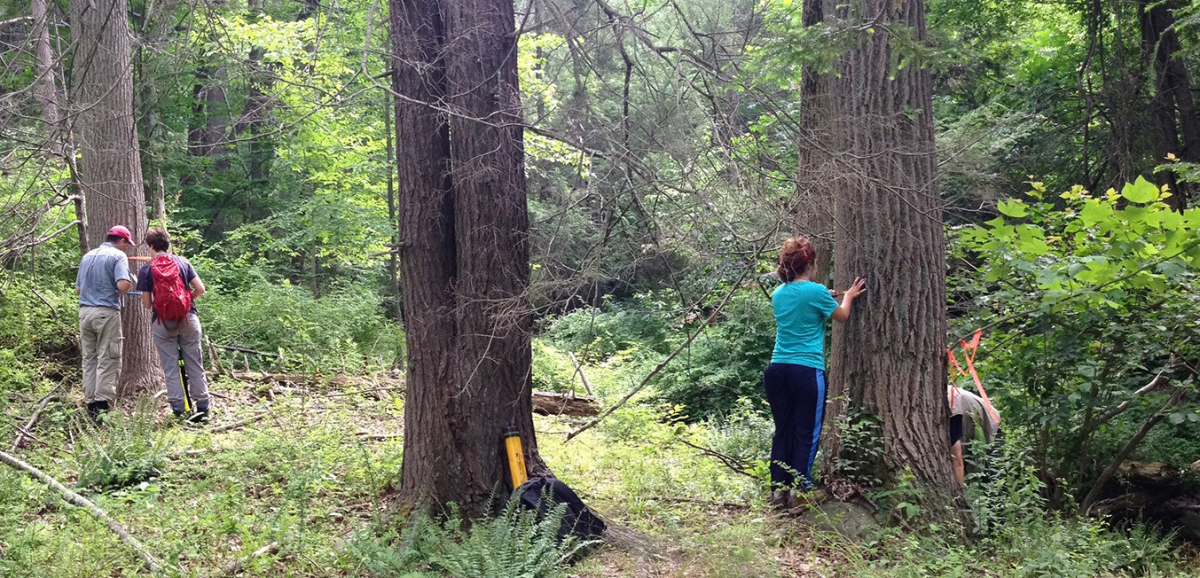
left=152, top=313, right=210, bottom=412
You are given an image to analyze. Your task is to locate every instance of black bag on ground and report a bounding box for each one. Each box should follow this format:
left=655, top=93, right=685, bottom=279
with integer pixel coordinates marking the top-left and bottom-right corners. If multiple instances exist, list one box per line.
left=514, top=476, right=606, bottom=544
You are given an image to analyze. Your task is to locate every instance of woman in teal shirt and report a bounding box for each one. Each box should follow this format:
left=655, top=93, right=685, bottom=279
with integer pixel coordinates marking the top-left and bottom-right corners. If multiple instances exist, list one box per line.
left=765, top=236, right=865, bottom=508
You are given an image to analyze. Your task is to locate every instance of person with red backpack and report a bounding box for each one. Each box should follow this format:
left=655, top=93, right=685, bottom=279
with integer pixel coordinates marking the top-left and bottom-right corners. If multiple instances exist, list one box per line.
left=136, top=227, right=211, bottom=422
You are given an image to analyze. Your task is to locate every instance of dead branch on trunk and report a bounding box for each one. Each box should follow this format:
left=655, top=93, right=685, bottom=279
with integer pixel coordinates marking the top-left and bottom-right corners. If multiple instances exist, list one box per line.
left=1093, top=371, right=1171, bottom=426
left=0, top=449, right=166, bottom=573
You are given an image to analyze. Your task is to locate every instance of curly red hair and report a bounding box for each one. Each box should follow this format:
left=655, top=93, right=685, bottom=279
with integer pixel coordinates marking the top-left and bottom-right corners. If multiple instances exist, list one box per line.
left=777, top=236, right=816, bottom=282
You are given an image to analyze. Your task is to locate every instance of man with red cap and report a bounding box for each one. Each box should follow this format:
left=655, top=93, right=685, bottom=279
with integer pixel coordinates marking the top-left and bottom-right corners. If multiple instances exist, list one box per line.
left=76, top=225, right=134, bottom=420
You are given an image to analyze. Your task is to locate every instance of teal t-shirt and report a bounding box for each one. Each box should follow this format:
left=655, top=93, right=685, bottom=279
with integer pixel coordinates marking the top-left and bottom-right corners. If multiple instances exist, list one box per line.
left=771, top=281, right=839, bottom=369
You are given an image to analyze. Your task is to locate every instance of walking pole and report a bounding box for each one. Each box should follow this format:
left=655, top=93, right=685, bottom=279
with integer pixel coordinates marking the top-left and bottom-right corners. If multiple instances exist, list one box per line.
left=179, top=344, right=191, bottom=414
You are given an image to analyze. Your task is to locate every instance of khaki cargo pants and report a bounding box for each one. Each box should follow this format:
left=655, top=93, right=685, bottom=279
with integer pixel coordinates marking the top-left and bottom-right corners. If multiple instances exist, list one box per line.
left=80, top=306, right=122, bottom=403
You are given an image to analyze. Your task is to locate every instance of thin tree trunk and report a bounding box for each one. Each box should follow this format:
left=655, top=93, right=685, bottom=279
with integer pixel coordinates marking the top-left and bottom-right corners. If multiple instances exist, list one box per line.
left=384, top=88, right=402, bottom=322
left=31, top=0, right=60, bottom=139
left=69, top=0, right=163, bottom=396
left=795, top=0, right=834, bottom=287
left=1141, top=0, right=1197, bottom=210
left=826, top=0, right=962, bottom=510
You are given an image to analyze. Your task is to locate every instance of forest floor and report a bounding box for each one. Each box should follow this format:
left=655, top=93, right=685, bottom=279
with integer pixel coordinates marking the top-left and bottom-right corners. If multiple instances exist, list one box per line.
left=2, top=373, right=1199, bottom=577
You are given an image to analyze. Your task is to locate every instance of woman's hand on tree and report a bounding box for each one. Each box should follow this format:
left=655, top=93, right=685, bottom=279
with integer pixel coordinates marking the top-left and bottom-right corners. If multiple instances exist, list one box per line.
left=844, top=277, right=867, bottom=300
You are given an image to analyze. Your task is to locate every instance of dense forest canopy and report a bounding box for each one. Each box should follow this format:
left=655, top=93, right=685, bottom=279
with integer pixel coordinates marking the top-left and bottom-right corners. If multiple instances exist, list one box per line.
left=2, top=0, right=1200, bottom=575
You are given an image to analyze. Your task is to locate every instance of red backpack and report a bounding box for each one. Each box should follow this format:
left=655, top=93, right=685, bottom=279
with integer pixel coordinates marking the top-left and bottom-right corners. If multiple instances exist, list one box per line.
left=150, top=255, right=192, bottom=324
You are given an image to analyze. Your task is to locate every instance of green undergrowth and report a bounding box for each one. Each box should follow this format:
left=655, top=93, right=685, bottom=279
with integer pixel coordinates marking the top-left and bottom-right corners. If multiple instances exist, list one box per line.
left=1, top=365, right=1199, bottom=577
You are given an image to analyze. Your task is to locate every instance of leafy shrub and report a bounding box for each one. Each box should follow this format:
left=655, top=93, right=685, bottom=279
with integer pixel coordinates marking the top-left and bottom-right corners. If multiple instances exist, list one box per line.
left=200, top=280, right=403, bottom=373
left=74, top=401, right=175, bottom=491
left=953, top=179, right=1200, bottom=496
left=349, top=499, right=592, bottom=578
left=542, top=295, right=672, bottom=362
left=653, top=292, right=775, bottom=421
left=704, top=397, right=772, bottom=464
left=532, top=340, right=579, bottom=394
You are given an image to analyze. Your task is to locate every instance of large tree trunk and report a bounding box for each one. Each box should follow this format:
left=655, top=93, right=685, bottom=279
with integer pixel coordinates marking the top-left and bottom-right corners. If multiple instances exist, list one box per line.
left=825, top=0, right=961, bottom=509
left=1140, top=0, right=1198, bottom=211
left=69, top=0, right=163, bottom=396
left=391, top=0, right=545, bottom=518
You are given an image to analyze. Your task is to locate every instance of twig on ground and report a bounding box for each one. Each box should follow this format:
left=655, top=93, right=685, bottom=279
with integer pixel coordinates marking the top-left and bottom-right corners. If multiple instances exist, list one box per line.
left=10, top=393, right=57, bottom=451
left=675, top=438, right=756, bottom=479
left=217, top=541, right=279, bottom=576
left=567, top=351, right=594, bottom=396
left=649, top=495, right=748, bottom=509
left=0, top=449, right=166, bottom=573
left=206, top=412, right=269, bottom=434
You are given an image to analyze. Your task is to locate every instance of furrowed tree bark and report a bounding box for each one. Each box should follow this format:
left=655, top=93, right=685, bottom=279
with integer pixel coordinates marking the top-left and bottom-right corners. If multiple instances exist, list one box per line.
left=391, top=0, right=546, bottom=519
left=825, top=0, right=963, bottom=511
left=69, top=0, right=163, bottom=396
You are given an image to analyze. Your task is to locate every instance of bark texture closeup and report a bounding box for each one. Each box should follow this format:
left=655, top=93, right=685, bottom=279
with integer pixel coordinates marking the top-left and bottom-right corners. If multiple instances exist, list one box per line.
left=69, top=0, right=163, bottom=396
left=390, top=0, right=545, bottom=518
left=825, top=0, right=961, bottom=504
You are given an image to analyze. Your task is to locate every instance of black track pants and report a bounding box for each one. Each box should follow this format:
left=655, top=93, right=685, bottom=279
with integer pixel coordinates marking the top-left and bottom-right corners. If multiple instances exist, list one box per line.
left=762, top=363, right=826, bottom=490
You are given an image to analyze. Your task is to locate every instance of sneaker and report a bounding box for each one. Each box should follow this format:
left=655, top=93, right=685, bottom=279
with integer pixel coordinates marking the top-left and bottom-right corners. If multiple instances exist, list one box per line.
left=187, top=409, right=210, bottom=425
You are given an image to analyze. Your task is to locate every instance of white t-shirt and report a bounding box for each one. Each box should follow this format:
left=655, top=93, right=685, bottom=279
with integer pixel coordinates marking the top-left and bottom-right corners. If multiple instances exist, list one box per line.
left=948, top=387, right=1000, bottom=444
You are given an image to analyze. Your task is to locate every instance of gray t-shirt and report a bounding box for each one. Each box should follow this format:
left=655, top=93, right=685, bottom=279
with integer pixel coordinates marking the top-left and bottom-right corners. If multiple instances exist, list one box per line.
left=76, top=242, right=131, bottom=310
left=949, top=387, right=1001, bottom=444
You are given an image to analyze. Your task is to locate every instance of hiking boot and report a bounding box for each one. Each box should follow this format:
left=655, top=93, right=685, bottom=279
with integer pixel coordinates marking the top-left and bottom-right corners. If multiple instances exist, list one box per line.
left=187, top=408, right=210, bottom=425
left=86, top=400, right=110, bottom=423
left=768, top=491, right=791, bottom=511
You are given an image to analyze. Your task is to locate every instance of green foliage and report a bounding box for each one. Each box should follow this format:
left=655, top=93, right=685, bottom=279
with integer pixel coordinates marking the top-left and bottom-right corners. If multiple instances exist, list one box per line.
left=532, top=340, right=581, bottom=394
left=200, top=279, right=402, bottom=373
left=703, top=397, right=773, bottom=465
left=542, top=296, right=672, bottom=363
left=954, top=179, right=1200, bottom=492
left=350, top=499, right=591, bottom=578
left=654, top=293, right=775, bottom=421
left=74, top=401, right=175, bottom=491
left=827, top=407, right=887, bottom=488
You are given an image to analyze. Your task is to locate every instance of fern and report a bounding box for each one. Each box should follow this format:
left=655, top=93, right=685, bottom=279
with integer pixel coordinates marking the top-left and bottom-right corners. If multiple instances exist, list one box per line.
left=348, top=497, right=597, bottom=578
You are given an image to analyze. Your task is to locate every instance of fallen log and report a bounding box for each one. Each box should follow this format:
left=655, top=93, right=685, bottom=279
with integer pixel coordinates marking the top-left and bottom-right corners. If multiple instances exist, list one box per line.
left=0, top=449, right=165, bottom=572
left=531, top=392, right=600, bottom=417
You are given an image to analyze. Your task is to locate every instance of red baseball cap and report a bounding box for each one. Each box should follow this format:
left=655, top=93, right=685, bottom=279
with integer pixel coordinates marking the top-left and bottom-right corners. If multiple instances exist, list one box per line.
left=106, top=225, right=133, bottom=244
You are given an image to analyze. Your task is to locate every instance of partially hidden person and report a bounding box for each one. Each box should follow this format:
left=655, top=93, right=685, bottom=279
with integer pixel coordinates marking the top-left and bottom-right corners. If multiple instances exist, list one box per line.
left=136, top=227, right=212, bottom=423
left=763, top=236, right=866, bottom=510
left=77, top=225, right=134, bottom=421
left=949, top=386, right=1001, bottom=484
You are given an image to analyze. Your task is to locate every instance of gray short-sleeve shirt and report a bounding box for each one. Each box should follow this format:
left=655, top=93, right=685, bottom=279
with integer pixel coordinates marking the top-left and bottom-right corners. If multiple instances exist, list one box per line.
left=77, top=242, right=131, bottom=310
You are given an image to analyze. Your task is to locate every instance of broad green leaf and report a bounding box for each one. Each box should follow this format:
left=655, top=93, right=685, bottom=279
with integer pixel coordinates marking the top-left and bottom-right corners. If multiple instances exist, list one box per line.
left=1078, top=201, right=1112, bottom=227
left=1120, top=177, right=1159, bottom=204
left=998, top=199, right=1030, bottom=218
